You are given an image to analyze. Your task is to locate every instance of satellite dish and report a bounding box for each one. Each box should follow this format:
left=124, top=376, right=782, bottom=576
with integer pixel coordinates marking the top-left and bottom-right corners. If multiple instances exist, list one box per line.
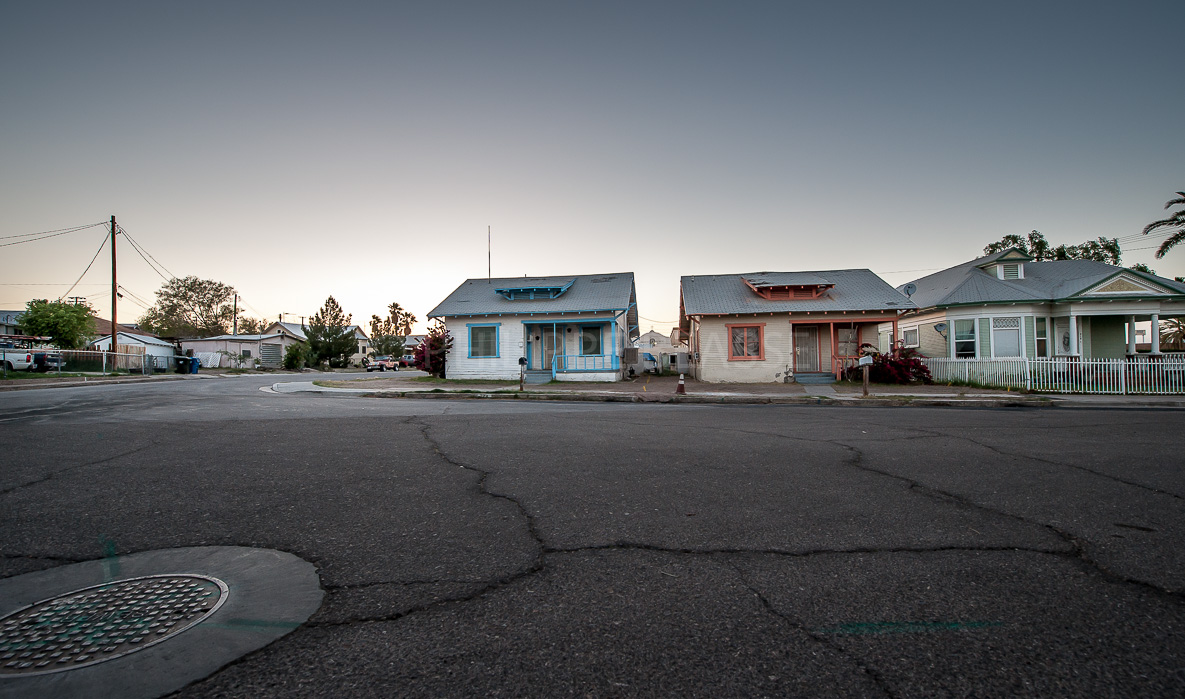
left=903, top=283, right=917, bottom=297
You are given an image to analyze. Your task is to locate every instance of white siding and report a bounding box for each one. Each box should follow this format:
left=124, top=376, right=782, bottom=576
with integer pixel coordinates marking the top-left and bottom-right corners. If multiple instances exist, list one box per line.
left=442, top=313, right=629, bottom=381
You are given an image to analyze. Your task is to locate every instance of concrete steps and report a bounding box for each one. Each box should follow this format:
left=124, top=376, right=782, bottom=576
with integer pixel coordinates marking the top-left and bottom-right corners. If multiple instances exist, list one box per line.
left=794, top=372, right=837, bottom=385
left=523, top=371, right=552, bottom=385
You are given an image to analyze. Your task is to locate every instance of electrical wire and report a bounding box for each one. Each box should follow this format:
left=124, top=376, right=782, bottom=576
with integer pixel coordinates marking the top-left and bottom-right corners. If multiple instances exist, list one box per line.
left=59, top=230, right=111, bottom=301
left=118, top=226, right=176, bottom=281
left=0, top=222, right=108, bottom=248
left=0, top=221, right=106, bottom=241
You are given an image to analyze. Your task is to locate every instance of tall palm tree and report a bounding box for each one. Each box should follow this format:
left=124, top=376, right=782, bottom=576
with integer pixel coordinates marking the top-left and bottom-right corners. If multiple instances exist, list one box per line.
left=1143, top=191, right=1185, bottom=259
left=1161, top=318, right=1185, bottom=351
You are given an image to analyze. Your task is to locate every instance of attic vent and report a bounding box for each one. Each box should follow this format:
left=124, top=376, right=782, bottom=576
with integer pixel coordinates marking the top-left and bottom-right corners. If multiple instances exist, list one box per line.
left=1002, top=263, right=1021, bottom=279
left=590, top=276, right=616, bottom=283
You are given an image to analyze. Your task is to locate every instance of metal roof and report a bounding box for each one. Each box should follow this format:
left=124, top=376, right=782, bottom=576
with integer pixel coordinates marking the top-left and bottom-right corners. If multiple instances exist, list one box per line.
left=429, top=273, right=637, bottom=317
left=742, top=272, right=832, bottom=287
left=681, top=270, right=915, bottom=315
left=902, top=257, right=1185, bottom=309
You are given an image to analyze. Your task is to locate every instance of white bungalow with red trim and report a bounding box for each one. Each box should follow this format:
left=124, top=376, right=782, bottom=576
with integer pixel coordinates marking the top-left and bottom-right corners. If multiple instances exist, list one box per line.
left=678, top=270, right=915, bottom=383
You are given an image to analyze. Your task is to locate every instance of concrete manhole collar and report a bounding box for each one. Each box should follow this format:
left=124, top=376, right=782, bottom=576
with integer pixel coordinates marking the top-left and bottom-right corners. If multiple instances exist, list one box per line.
left=0, top=546, right=323, bottom=699
left=0, top=574, right=229, bottom=676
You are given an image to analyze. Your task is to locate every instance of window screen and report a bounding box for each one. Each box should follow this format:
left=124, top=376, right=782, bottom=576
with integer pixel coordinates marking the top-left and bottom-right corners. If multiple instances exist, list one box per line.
left=470, top=326, right=497, bottom=357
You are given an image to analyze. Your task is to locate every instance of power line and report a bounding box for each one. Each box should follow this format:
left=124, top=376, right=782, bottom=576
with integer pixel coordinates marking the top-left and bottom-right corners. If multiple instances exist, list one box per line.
left=59, top=229, right=110, bottom=301
left=0, top=221, right=106, bottom=241
left=0, top=221, right=107, bottom=248
left=118, top=226, right=176, bottom=280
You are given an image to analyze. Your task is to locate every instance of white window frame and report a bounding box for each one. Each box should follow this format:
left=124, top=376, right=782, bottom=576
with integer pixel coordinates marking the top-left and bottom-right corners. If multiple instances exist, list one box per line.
left=989, top=315, right=1024, bottom=358
left=901, top=327, right=919, bottom=348
left=952, top=318, right=977, bottom=359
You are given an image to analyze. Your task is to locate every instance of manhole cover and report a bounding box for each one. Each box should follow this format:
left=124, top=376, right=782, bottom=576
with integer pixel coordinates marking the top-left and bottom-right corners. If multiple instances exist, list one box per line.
left=0, top=574, right=228, bottom=677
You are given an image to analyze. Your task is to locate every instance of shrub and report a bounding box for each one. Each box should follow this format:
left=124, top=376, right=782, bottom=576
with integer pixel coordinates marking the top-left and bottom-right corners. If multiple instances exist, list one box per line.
left=413, top=323, right=453, bottom=378
left=283, top=343, right=306, bottom=370
left=845, top=343, right=932, bottom=384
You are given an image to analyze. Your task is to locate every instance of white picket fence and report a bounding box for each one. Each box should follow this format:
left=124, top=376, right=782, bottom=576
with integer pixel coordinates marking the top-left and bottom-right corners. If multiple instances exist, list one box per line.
left=922, top=356, right=1185, bottom=395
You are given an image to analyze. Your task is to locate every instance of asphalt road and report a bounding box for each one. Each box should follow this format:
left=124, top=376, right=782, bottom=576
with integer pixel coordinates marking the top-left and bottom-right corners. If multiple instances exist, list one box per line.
left=2, top=375, right=1185, bottom=697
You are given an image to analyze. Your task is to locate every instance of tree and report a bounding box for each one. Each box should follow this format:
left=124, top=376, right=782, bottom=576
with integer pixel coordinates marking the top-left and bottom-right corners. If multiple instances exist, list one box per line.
left=983, top=230, right=1121, bottom=265
left=139, top=276, right=235, bottom=337
left=1129, top=262, right=1156, bottom=275
left=304, top=296, right=356, bottom=367
left=414, top=321, right=453, bottom=378
left=369, top=302, right=416, bottom=357
left=1161, top=319, right=1185, bottom=351
left=20, top=299, right=96, bottom=349
left=1142, top=191, right=1185, bottom=259
left=238, top=317, right=270, bottom=334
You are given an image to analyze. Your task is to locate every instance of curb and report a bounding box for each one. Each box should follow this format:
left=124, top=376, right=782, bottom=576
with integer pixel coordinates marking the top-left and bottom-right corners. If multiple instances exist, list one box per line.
left=358, top=390, right=1055, bottom=408
left=0, top=374, right=208, bottom=392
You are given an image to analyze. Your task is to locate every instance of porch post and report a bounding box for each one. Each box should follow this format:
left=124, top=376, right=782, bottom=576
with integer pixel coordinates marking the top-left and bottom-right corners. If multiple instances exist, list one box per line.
left=1151, top=314, right=1161, bottom=355
left=1068, top=315, right=1079, bottom=356
left=611, top=318, right=617, bottom=370
left=787, top=319, right=794, bottom=374
left=1127, top=316, right=1137, bottom=356
left=830, top=322, right=838, bottom=379
left=891, top=317, right=898, bottom=352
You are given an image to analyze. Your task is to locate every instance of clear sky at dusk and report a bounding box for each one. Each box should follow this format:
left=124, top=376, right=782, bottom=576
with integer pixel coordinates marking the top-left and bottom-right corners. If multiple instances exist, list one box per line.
left=2, top=1, right=1180, bottom=335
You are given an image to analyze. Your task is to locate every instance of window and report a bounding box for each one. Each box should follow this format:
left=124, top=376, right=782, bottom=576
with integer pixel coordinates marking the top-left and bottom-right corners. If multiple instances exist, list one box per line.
left=1035, top=317, right=1047, bottom=357
left=581, top=326, right=602, bottom=355
left=467, top=323, right=499, bottom=358
left=901, top=328, right=919, bottom=347
left=954, top=319, right=976, bottom=358
left=838, top=328, right=859, bottom=356
left=992, top=317, right=1021, bottom=357
left=727, top=324, right=764, bottom=360
left=242, top=349, right=252, bottom=358
left=1002, top=263, right=1021, bottom=279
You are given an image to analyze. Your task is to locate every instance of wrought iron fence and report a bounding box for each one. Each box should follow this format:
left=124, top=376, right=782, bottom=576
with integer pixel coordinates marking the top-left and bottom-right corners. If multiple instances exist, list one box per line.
left=922, top=356, right=1185, bottom=395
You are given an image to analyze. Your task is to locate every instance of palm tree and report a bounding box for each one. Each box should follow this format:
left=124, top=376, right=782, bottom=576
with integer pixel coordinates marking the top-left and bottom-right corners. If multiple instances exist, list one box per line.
left=1162, top=318, right=1185, bottom=351
left=1143, top=191, right=1185, bottom=259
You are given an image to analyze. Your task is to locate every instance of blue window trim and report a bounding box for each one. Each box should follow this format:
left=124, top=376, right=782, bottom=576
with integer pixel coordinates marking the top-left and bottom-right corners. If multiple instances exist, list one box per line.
left=466, top=322, right=501, bottom=359
left=580, top=324, right=603, bottom=356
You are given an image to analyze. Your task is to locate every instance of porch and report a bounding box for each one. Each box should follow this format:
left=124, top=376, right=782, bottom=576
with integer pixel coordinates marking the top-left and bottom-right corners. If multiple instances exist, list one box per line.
left=922, top=355, right=1185, bottom=394
left=524, top=320, right=621, bottom=380
left=787, top=320, right=896, bottom=381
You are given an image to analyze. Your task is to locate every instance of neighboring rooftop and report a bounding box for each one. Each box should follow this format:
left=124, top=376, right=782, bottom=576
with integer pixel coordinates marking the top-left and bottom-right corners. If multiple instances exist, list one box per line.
left=902, top=252, right=1185, bottom=309
left=681, top=270, right=915, bottom=315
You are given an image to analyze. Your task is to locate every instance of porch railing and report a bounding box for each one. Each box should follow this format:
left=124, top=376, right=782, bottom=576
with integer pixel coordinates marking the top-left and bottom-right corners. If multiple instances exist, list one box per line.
left=553, top=354, right=617, bottom=374
left=832, top=355, right=860, bottom=377
left=922, top=356, right=1185, bottom=394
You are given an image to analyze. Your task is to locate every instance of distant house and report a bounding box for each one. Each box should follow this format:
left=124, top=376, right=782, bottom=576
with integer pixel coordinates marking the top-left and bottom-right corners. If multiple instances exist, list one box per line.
left=180, top=333, right=302, bottom=368
left=90, top=331, right=176, bottom=368
left=427, top=273, right=640, bottom=381
left=0, top=310, right=23, bottom=336
left=262, top=321, right=368, bottom=365
left=898, top=249, right=1185, bottom=359
left=679, top=270, right=915, bottom=383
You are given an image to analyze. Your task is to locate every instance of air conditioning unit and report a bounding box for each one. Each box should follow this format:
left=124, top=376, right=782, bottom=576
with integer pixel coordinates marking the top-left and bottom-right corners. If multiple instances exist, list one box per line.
left=623, top=347, right=639, bottom=364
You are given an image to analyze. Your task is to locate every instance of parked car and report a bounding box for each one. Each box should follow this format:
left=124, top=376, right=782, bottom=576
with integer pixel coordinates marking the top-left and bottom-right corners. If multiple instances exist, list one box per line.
left=400, top=354, right=415, bottom=367
left=367, top=355, right=398, bottom=372
left=30, top=351, right=65, bottom=372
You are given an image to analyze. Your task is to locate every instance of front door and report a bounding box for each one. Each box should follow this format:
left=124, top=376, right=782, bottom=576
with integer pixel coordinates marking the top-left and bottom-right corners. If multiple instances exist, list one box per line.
left=794, top=326, right=819, bottom=372
left=540, top=327, right=557, bottom=371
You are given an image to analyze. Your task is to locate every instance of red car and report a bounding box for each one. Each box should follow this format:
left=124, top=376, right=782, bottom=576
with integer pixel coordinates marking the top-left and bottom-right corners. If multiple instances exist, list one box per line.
left=366, top=355, right=398, bottom=372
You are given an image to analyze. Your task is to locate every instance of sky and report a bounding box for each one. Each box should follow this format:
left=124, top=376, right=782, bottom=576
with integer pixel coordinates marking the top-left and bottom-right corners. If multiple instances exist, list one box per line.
left=2, top=1, right=1181, bottom=336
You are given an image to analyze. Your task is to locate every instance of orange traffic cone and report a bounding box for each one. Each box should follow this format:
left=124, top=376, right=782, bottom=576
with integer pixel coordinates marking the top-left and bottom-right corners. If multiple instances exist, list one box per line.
left=676, top=373, right=686, bottom=394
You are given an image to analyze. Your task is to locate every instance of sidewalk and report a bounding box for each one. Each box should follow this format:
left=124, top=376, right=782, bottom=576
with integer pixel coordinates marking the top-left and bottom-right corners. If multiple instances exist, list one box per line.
left=302, top=374, right=1071, bottom=407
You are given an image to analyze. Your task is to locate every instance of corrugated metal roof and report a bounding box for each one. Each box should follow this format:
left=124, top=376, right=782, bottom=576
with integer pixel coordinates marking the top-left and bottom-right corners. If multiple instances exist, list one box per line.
left=903, top=258, right=1185, bottom=308
left=681, top=270, right=915, bottom=315
left=429, top=273, right=636, bottom=317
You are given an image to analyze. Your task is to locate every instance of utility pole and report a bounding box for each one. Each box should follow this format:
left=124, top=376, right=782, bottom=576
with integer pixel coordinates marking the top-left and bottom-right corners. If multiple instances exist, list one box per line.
left=488, top=225, right=491, bottom=282
left=233, top=294, right=239, bottom=335
left=110, top=215, right=117, bottom=350
left=67, top=296, right=85, bottom=306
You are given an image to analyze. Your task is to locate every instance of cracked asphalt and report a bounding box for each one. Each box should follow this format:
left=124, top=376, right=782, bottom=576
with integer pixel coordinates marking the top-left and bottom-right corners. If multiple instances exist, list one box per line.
left=2, top=374, right=1184, bottom=697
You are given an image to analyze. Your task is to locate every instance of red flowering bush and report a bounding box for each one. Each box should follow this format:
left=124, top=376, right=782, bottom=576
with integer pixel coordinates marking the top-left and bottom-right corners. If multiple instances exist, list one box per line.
left=845, top=343, right=932, bottom=384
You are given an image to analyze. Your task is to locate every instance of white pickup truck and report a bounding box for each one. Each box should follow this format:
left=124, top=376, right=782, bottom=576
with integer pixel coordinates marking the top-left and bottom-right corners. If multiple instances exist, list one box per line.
left=0, top=343, right=34, bottom=371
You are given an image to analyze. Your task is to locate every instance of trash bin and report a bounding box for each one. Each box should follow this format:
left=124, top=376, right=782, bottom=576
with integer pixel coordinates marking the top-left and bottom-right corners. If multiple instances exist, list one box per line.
left=190, top=357, right=201, bottom=374
left=175, top=357, right=190, bottom=374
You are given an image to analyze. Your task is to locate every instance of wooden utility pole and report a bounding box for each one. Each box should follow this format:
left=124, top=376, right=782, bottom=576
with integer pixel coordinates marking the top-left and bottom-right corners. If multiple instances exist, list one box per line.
left=110, top=215, right=117, bottom=351
left=233, top=294, right=239, bottom=335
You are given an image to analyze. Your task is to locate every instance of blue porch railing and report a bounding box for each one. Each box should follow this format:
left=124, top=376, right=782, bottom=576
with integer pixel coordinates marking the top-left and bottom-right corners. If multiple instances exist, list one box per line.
left=552, top=353, right=618, bottom=374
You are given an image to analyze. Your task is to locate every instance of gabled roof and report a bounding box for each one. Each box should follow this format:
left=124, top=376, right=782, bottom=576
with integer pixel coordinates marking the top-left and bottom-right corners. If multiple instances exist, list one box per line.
left=191, top=333, right=289, bottom=342
left=93, top=318, right=158, bottom=338
left=93, top=331, right=174, bottom=348
left=429, top=273, right=637, bottom=317
left=903, top=255, right=1185, bottom=309
left=266, top=322, right=366, bottom=340
left=681, top=270, right=915, bottom=315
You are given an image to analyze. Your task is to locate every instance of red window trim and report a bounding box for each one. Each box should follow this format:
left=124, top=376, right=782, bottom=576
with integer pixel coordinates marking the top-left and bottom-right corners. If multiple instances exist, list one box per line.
left=726, top=322, right=765, bottom=361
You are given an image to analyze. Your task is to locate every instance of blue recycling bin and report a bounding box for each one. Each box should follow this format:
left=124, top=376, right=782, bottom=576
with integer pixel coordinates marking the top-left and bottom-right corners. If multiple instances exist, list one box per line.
left=190, top=356, right=200, bottom=374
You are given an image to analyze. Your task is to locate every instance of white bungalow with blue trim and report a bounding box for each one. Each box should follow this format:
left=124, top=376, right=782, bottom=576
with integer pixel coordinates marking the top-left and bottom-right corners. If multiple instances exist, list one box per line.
left=427, top=273, right=639, bottom=382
